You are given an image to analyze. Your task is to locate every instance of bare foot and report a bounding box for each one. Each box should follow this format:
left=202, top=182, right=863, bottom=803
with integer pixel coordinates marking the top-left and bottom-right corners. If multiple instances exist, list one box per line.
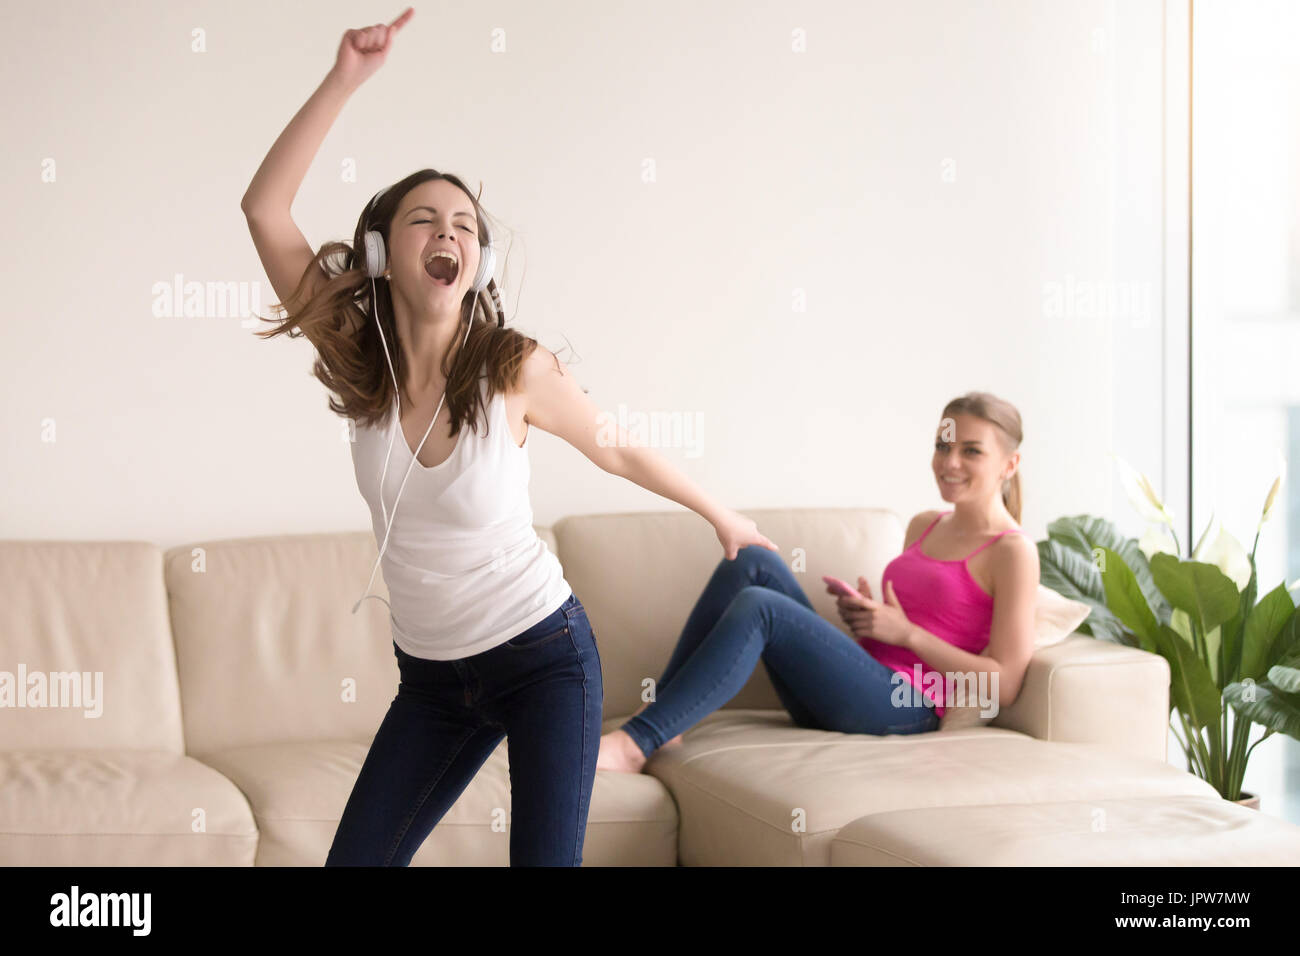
left=596, top=729, right=648, bottom=772
left=631, top=700, right=683, bottom=747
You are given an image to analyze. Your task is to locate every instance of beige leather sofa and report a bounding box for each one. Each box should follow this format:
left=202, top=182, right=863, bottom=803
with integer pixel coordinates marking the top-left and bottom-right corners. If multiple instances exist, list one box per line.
left=4, top=507, right=1299, bottom=865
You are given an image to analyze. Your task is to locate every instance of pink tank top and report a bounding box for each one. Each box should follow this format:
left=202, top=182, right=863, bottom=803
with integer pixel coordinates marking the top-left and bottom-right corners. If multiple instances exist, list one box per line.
left=858, top=511, right=1023, bottom=718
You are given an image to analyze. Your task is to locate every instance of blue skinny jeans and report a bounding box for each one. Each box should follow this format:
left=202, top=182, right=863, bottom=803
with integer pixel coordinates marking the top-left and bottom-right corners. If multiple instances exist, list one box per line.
left=325, top=592, right=602, bottom=866
left=619, top=546, right=938, bottom=757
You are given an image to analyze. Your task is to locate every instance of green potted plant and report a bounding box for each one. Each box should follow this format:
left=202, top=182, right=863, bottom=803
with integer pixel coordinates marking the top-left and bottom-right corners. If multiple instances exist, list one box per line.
left=1037, top=455, right=1297, bottom=808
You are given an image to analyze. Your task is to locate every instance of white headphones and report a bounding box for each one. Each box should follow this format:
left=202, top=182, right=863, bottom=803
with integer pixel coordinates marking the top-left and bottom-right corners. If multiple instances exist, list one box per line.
left=350, top=182, right=497, bottom=618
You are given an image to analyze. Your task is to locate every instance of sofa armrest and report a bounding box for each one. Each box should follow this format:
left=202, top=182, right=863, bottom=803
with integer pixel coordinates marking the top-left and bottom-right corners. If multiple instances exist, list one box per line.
left=992, top=635, right=1171, bottom=762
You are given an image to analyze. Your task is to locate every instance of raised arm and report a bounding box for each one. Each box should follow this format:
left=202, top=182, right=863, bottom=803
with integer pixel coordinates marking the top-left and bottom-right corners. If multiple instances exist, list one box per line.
left=241, top=8, right=414, bottom=314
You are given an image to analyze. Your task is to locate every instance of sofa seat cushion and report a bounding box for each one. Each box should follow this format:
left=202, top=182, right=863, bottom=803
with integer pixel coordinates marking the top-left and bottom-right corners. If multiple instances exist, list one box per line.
left=830, top=794, right=1300, bottom=865
left=198, top=729, right=679, bottom=866
left=0, top=750, right=257, bottom=865
left=637, top=709, right=1221, bottom=866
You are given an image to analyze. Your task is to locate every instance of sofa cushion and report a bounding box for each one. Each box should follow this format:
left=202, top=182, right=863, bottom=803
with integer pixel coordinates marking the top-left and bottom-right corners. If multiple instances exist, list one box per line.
left=0, top=749, right=257, bottom=865
left=830, top=794, right=1300, bottom=865
left=163, top=532, right=410, bottom=756
left=197, top=722, right=678, bottom=866
left=639, top=709, right=1219, bottom=866
left=0, top=541, right=185, bottom=752
left=1032, top=583, right=1092, bottom=647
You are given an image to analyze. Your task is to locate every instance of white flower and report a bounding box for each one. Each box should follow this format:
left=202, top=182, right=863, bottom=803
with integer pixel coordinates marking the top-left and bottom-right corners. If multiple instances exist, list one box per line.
left=1259, top=455, right=1287, bottom=528
left=1111, top=453, right=1174, bottom=526
left=1191, top=511, right=1252, bottom=590
left=1137, top=522, right=1178, bottom=560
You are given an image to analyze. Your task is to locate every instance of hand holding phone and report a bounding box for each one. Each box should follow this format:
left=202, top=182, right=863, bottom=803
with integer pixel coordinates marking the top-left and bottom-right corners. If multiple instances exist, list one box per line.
left=822, top=575, right=865, bottom=600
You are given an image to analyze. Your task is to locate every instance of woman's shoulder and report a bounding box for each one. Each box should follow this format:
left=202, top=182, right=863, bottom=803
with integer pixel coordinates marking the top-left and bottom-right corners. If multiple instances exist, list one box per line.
left=513, top=340, right=582, bottom=405
left=518, top=339, right=561, bottom=374
left=987, top=524, right=1039, bottom=578
left=901, top=509, right=946, bottom=548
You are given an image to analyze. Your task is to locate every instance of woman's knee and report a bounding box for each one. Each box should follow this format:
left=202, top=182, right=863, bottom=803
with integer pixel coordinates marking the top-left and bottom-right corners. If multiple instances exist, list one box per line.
left=731, top=543, right=787, bottom=577
left=727, top=584, right=783, bottom=617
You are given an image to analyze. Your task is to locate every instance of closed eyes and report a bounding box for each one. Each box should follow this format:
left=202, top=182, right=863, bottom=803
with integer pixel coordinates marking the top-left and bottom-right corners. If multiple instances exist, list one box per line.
left=412, top=219, right=475, bottom=234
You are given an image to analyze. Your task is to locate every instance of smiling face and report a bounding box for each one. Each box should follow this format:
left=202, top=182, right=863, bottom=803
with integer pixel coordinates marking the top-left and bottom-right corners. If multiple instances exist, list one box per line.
left=932, top=413, right=1019, bottom=504
left=387, top=178, right=482, bottom=302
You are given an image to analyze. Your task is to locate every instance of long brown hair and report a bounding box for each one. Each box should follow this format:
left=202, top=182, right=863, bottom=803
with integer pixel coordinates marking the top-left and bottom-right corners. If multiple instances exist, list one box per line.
left=941, top=392, right=1024, bottom=523
left=253, top=168, right=543, bottom=438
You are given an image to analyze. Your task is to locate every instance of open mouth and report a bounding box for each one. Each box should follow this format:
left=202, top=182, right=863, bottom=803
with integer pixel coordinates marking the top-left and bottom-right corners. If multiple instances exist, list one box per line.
left=424, top=251, right=459, bottom=287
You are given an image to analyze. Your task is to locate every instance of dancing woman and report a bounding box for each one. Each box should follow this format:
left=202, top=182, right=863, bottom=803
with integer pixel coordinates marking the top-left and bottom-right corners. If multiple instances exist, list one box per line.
left=241, top=8, right=775, bottom=865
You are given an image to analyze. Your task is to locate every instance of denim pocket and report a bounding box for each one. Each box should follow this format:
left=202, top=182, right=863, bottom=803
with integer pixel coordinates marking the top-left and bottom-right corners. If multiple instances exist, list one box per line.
left=501, top=595, right=580, bottom=650
left=502, top=623, right=569, bottom=650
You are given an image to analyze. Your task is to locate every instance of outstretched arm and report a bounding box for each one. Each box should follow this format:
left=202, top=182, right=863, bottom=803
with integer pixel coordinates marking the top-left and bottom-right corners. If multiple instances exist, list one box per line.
left=518, top=346, right=778, bottom=560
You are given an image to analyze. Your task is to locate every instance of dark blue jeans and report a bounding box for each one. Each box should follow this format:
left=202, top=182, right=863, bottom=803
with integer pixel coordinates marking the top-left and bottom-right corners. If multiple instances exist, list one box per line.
left=325, top=592, right=602, bottom=866
left=620, top=546, right=939, bottom=757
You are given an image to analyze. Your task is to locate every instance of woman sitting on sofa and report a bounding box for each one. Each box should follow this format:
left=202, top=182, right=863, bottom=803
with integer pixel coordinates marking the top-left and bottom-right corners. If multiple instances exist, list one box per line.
left=598, top=391, right=1041, bottom=772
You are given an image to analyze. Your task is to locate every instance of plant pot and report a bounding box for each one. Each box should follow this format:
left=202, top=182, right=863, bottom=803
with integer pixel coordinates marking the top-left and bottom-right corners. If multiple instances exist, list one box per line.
left=1233, top=791, right=1260, bottom=810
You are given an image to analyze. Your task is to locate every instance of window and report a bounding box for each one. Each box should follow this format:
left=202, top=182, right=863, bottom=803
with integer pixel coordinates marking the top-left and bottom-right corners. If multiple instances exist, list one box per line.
left=1188, top=0, right=1299, bottom=820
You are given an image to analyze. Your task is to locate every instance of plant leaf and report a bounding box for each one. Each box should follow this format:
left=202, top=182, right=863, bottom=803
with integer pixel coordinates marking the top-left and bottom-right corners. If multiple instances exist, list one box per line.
left=1036, top=539, right=1134, bottom=646
left=1098, top=547, right=1159, bottom=652
left=1152, top=624, right=1222, bottom=731
left=1043, top=514, right=1170, bottom=622
left=1038, top=538, right=1104, bottom=602
left=1149, top=554, right=1241, bottom=638
left=1222, top=564, right=1259, bottom=686
left=1204, top=625, right=1222, bottom=686
left=1239, top=585, right=1298, bottom=683
left=1268, top=659, right=1300, bottom=694
left=1224, top=678, right=1300, bottom=740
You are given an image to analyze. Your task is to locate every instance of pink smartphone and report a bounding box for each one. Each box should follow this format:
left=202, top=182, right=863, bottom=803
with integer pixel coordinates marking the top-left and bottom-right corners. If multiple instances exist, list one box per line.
left=822, top=575, right=864, bottom=600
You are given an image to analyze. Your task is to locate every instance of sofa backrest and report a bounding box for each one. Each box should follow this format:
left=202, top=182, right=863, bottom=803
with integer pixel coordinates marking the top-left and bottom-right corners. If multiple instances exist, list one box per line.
left=163, top=526, right=562, bottom=756
left=163, top=509, right=904, bottom=752
left=0, top=541, right=185, bottom=752
left=551, top=508, right=905, bottom=720
left=164, top=531, right=402, bottom=757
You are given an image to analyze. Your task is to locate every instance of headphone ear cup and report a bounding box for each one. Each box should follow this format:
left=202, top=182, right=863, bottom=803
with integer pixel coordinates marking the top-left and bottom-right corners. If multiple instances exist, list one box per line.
left=472, top=239, right=496, bottom=292
left=471, top=216, right=496, bottom=292
left=363, top=230, right=386, bottom=279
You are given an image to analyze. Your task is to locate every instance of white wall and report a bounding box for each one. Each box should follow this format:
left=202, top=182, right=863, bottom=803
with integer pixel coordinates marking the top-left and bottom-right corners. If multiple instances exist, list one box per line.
left=1, top=0, right=1167, bottom=549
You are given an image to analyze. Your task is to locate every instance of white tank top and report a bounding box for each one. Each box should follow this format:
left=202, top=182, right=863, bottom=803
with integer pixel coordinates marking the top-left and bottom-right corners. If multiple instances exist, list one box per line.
left=350, top=363, right=573, bottom=659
